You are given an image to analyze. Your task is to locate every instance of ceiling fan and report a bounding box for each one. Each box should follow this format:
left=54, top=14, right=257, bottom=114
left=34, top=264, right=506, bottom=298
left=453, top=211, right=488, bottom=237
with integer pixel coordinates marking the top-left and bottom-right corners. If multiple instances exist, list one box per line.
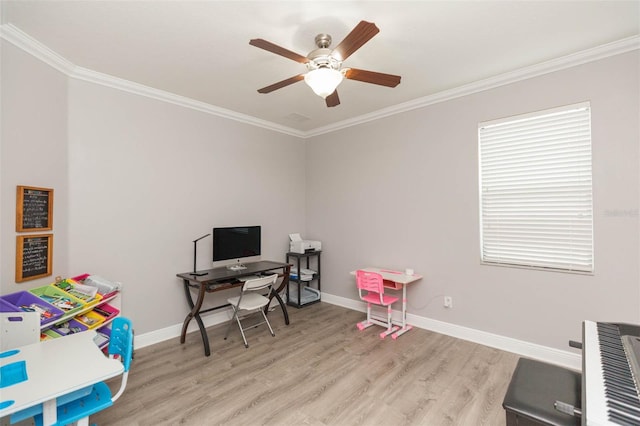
left=249, top=20, right=401, bottom=108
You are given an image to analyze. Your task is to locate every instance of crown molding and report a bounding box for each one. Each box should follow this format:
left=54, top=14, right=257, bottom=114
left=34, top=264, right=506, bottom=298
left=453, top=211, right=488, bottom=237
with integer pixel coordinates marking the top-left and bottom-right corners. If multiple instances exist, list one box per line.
left=0, top=23, right=76, bottom=75
left=2, top=23, right=638, bottom=139
left=305, top=35, right=640, bottom=138
left=70, top=66, right=307, bottom=138
left=0, top=23, right=305, bottom=138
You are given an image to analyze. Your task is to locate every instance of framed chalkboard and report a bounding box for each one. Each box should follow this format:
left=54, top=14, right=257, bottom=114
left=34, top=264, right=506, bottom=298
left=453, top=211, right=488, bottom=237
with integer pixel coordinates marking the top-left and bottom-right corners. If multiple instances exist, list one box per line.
left=16, top=234, right=53, bottom=283
left=16, top=185, right=53, bottom=232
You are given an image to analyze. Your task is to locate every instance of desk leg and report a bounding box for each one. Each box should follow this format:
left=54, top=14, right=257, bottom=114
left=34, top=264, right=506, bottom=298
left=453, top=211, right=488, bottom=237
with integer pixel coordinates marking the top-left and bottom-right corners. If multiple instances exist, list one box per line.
left=266, top=265, right=290, bottom=325
left=391, top=283, right=413, bottom=340
left=180, top=279, right=211, bottom=356
left=42, top=399, right=57, bottom=426
left=270, top=291, right=289, bottom=324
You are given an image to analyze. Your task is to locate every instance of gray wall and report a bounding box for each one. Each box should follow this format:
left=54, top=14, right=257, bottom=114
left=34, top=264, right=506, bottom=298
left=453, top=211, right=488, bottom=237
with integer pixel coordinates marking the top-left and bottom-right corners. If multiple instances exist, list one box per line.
left=1, top=40, right=306, bottom=334
left=305, top=51, right=640, bottom=351
left=1, top=42, right=69, bottom=293
left=2, top=35, right=639, bottom=353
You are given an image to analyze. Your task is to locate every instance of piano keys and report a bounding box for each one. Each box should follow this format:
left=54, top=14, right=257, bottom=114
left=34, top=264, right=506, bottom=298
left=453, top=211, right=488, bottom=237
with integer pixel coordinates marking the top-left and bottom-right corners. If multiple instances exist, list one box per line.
left=583, top=321, right=640, bottom=425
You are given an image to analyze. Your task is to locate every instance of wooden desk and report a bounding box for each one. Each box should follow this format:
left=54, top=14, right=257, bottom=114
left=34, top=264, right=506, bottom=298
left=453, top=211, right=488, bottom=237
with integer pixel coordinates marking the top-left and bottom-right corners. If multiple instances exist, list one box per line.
left=351, top=268, right=423, bottom=339
left=176, top=260, right=292, bottom=356
left=0, top=330, right=123, bottom=426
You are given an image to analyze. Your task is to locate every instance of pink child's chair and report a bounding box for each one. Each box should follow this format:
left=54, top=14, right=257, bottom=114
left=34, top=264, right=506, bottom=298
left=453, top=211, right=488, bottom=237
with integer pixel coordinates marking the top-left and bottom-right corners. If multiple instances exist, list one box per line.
left=356, top=270, right=399, bottom=338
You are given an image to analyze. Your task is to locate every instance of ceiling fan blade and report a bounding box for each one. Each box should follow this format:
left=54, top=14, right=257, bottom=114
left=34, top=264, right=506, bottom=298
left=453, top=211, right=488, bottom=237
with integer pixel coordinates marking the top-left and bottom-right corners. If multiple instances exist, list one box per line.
left=257, top=75, right=304, bottom=93
left=325, top=90, right=340, bottom=107
left=344, top=68, right=401, bottom=87
left=333, top=21, right=380, bottom=61
left=249, top=39, right=309, bottom=63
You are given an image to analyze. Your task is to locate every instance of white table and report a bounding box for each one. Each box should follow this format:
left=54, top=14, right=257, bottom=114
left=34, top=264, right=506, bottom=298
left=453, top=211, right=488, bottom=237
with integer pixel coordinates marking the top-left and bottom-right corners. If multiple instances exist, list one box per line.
left=351, top=267, right=423, bottom=339
left=0, top=330, right=123, bottom=426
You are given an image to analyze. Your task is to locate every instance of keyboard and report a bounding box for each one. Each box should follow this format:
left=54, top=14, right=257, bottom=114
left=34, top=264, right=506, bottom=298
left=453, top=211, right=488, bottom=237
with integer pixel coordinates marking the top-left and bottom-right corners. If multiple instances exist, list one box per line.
left=237, top=275, right=260, bottom=282
left=583, top=321, right=640, bottom=425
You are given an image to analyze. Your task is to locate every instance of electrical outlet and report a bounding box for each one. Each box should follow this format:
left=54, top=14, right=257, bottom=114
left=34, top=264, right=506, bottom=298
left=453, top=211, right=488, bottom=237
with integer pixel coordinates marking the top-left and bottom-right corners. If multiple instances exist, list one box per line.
left=444, top=296, right=453, bottom=308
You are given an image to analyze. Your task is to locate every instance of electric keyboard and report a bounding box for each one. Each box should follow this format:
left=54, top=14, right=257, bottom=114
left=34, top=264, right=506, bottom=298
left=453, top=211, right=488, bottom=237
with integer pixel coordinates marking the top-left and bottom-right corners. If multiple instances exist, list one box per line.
left=583, top=321, right=640, bottom=425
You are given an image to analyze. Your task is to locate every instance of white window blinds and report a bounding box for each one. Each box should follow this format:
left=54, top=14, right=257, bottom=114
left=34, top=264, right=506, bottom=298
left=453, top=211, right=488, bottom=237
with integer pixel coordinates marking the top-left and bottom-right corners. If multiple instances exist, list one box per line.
left=478, top=103, right=593, bottom=273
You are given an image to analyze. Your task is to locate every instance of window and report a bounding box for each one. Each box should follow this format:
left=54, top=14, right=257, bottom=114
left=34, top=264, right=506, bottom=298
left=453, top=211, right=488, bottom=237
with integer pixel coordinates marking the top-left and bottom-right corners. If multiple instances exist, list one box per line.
left=478, top=103, right=593, bottom=273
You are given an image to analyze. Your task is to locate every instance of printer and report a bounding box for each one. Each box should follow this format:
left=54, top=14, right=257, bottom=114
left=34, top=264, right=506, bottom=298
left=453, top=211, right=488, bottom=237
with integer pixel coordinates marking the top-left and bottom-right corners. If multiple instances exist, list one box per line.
left=289, top=233, right=322, bottom=254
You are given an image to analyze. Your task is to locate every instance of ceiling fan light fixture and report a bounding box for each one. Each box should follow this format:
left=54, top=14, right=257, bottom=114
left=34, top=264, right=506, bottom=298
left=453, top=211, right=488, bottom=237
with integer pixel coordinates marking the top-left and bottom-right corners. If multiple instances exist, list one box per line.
left=304, top=67, right=344, bottom=99
left=251, top=21, right=400, bottom=107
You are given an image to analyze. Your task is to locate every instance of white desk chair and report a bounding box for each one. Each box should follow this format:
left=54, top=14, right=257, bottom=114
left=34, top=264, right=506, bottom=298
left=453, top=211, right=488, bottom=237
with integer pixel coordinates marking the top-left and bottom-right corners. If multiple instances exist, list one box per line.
left=224, top=274, right=278, bottom=348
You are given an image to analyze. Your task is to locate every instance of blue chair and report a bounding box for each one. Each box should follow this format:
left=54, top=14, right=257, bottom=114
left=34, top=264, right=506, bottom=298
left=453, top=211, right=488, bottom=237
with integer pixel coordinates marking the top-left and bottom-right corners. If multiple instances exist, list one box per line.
left=11, top=317, right=133, bottom=426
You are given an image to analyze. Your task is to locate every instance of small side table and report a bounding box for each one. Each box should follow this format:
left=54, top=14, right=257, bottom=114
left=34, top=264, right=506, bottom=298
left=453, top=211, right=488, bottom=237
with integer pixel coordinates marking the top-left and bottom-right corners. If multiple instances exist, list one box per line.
left=286, top=251, right=321, bottom=308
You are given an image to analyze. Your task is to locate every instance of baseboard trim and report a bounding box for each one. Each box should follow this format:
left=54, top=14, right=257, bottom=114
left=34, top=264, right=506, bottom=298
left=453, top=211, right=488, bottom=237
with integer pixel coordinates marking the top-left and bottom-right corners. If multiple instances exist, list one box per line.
left=135, top=301, right=280, bottom=350
left=320, top=293, right=581, bottom=371
left=135, top=309, right=231, bottom=350
left=135, top=293, right=580, bottom=371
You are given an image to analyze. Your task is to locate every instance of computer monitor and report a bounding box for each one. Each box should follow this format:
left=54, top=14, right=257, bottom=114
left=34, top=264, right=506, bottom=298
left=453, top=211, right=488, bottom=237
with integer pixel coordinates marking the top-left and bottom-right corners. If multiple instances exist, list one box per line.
left=212, top=226, right=261, bottom=265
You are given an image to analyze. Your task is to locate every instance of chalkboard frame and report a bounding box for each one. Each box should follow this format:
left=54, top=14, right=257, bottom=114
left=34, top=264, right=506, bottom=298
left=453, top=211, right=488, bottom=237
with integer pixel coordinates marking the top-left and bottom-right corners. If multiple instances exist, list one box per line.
left=16, top=185, right=54, bottom=232
left=16, top=234, right=53, bottom=283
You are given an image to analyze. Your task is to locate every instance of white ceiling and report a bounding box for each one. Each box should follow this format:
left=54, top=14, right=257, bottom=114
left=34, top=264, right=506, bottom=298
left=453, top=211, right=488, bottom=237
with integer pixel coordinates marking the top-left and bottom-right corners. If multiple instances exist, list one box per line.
left=2, top=1, right=639, bottom=134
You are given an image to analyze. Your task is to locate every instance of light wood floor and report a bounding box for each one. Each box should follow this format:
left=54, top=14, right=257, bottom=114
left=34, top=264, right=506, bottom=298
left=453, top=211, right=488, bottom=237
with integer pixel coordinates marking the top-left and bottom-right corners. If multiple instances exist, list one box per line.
left=16, top=303, right=521, bottom=426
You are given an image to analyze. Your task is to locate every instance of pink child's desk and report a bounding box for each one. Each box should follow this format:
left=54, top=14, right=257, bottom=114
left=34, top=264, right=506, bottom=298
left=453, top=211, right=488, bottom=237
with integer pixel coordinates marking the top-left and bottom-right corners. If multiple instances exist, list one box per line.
left=351, top=267, right=423, bottom=339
